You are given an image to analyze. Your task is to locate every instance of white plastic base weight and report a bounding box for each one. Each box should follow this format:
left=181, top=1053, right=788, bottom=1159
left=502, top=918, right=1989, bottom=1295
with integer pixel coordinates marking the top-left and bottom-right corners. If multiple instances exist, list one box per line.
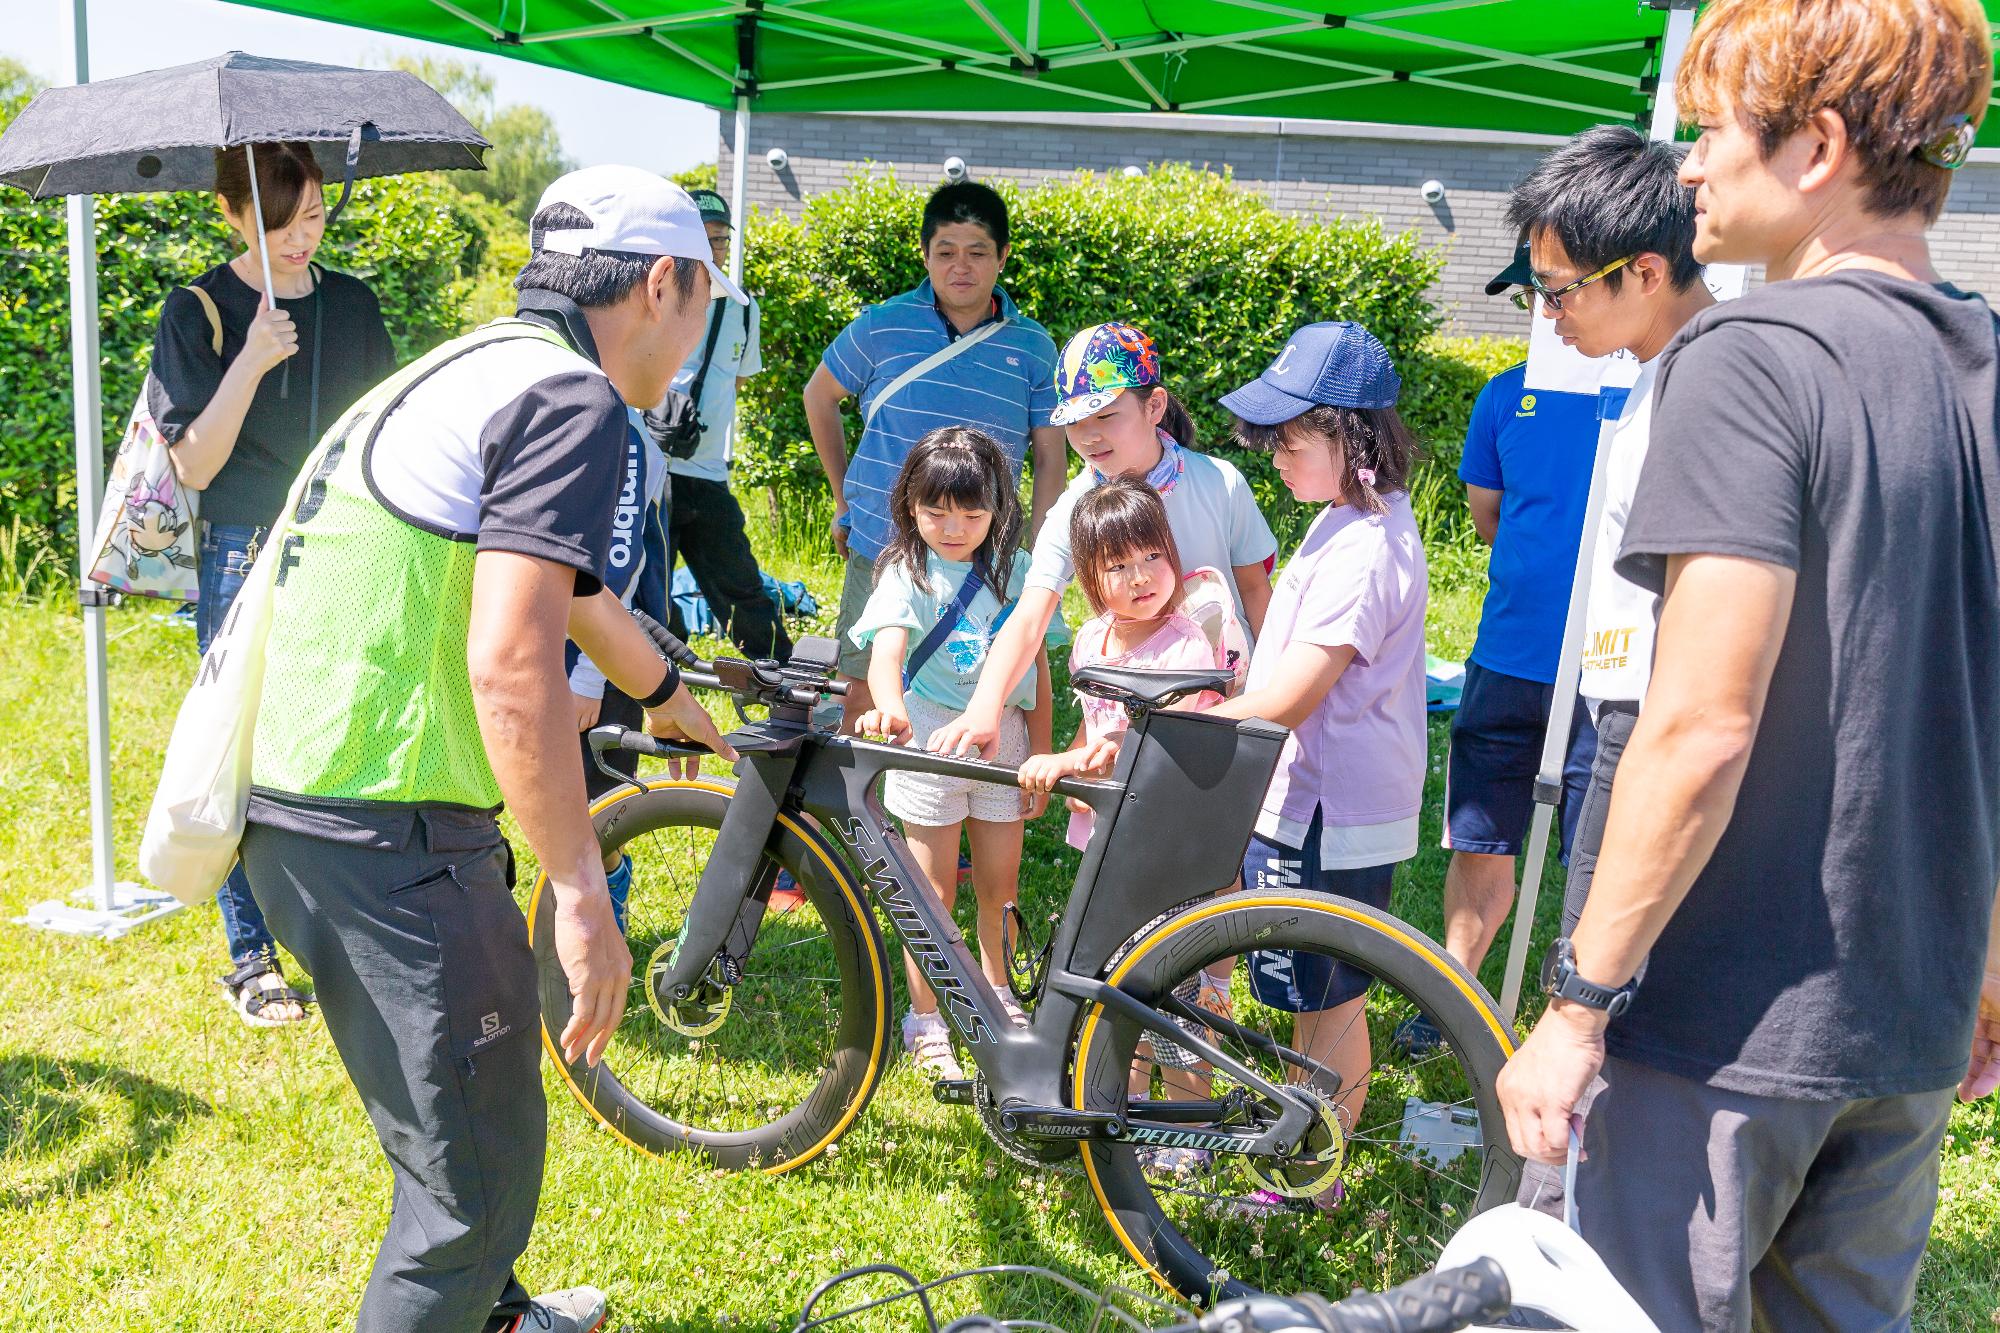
left=17, top=882, right=184, bottom=940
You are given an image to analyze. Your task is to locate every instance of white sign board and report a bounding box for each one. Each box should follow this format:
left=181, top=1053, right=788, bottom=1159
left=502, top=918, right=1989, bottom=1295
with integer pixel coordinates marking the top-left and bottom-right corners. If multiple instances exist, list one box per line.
left=1522, top=263, right=1748, bottom=395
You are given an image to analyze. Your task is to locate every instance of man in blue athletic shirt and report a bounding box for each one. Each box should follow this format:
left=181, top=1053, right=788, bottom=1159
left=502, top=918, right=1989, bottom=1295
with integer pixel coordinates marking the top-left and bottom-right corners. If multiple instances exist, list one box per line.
left=1432, top=243, right=1601, bottom=997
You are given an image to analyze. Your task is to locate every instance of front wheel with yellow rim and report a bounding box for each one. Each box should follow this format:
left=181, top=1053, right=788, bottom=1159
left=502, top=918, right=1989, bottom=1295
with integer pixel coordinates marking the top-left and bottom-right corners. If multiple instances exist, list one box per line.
left=528, top=778, right=892, bottom=1173
left=1069, top=892, right=1521, bottom=1303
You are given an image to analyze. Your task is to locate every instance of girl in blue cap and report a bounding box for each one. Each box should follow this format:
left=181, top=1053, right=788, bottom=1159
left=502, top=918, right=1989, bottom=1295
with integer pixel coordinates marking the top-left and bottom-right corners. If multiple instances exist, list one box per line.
left=926, top=320, right=1278, bottom=761
left=1203, top=321, right=1430, bottom=1213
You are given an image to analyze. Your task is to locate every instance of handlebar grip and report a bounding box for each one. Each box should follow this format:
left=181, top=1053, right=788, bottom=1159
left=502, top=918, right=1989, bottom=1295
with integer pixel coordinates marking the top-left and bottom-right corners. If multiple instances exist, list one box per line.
left=1297, top=1259, right=1512, bottom=1333
left=630, top=607, right=703, bottom=670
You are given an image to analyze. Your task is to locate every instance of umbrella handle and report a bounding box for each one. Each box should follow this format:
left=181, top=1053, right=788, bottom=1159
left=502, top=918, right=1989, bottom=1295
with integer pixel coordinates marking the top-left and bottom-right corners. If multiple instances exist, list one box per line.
left=243, top=142, right=277, bottom=313
left=244, top=142, right=289, bottom=398
left=326, top=126, right=363, bottom=229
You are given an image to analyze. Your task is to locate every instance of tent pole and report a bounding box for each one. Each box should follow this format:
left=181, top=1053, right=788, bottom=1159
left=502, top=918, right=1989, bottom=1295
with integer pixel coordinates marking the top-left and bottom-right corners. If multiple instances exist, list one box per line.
left=1494, top=0, right=1697, bottom=1021
left=727, top=94, right=749, bottom=285
left=1648, top=3, right=1697, bottom=142
left=68, top=0, right=114, bottom=916
left=24, top=0, right=181, bottom=940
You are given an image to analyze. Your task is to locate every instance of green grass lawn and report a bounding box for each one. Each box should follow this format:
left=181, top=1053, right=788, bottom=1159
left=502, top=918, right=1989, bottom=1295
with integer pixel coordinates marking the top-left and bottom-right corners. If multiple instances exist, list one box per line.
left=2, top=509, right=1994, bottom=1330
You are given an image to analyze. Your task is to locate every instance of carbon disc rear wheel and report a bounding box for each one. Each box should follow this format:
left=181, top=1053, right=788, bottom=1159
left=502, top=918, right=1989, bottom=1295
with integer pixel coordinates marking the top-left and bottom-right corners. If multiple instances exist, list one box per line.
left=1070, top=892, right=1520, bottom=1301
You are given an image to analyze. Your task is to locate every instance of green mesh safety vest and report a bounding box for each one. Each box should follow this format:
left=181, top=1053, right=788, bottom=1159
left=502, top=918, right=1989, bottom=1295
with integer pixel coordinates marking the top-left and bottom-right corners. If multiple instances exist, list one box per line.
left=251, top=320, right=579, bottom=808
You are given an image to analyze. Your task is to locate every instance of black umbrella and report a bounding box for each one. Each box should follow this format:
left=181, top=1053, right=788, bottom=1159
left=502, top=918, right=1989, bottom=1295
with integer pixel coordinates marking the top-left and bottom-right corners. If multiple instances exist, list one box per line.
left=0, top=48, right=489, bottom=378
left=0, top=50, right=487, bottom=217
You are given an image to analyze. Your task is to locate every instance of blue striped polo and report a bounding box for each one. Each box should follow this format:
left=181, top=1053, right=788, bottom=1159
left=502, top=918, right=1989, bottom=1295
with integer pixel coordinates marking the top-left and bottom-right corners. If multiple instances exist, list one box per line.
left=821, top=279, right=1058, bottom=561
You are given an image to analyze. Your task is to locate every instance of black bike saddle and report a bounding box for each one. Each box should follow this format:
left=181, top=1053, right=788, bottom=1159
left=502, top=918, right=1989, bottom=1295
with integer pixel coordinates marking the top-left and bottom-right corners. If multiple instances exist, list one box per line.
left=1071, top=664, right=1235, bottom=708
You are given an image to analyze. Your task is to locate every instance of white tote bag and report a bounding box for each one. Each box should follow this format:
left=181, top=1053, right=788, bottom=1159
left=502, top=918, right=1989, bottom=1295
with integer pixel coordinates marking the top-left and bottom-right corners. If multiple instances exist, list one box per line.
left=139, top=501, right=289, bottom=905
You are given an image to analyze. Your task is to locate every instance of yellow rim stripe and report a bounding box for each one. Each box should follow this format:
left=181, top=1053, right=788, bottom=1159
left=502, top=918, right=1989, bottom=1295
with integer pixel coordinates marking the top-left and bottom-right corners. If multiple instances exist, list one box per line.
left=529, top=777, right=888, bottom=1175
left=1070, top=893, right=1515, bottom=1294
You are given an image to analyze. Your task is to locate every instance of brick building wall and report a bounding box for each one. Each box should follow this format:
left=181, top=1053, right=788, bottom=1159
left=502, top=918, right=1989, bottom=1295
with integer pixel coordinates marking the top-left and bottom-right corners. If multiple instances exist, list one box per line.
left=718, top=111, right=2000, bottom=340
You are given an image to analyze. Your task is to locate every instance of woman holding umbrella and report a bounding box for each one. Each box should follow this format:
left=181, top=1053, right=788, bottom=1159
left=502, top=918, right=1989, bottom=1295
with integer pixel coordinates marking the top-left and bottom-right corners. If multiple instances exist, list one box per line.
left=150, top=140, right=396, bottom=1027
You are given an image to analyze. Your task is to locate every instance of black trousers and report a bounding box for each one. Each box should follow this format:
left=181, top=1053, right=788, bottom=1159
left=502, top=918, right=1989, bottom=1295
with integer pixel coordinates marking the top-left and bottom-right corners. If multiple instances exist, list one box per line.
left=241, top=816, right=545, bottom=1333
left=665, top=473, right=792, bottom=663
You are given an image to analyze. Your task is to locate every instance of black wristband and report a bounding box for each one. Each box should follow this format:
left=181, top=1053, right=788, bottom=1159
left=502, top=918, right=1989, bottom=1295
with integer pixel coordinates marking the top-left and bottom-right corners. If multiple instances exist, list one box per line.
left=636, top=659, right=681, bottom=710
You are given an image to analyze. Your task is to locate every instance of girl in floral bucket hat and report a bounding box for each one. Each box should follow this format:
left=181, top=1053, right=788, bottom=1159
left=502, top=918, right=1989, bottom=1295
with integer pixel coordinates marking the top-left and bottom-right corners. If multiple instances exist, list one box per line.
left=927, top=319, right=1278, bottom=761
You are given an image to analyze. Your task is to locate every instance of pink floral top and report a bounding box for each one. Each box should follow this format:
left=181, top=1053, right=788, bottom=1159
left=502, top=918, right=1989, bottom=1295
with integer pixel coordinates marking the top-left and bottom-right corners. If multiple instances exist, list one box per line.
left=1066, top=609, right=1221, bottom=849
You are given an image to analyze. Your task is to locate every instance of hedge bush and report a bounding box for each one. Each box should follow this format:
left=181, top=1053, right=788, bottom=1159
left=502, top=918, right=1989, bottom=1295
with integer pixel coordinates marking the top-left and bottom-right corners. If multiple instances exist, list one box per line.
left=736, top=164, right=1522, bottom=556
left=0, top=175, right=491, bottom=557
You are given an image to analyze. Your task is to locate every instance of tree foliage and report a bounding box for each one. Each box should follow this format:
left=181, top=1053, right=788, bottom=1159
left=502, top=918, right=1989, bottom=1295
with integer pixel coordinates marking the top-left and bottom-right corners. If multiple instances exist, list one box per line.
left=389, top=55, right=573, bottom=224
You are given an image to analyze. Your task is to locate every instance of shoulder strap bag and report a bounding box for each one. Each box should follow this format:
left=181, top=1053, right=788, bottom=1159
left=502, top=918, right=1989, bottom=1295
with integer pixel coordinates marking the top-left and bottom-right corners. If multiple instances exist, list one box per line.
left=864, top=315, right=1009, bottom=426
left=902, top=564, right=987, bottom=688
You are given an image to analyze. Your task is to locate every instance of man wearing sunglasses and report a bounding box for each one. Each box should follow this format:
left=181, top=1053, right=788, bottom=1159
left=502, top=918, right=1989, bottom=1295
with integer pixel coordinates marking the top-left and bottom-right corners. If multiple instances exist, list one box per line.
left=1485, top=122, right=1716, bottom=1218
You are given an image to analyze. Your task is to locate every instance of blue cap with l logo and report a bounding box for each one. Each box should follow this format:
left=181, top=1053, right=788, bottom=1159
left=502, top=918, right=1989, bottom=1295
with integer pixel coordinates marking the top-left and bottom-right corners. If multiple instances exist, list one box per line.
left=1219, top=321, right=1402, bottom=424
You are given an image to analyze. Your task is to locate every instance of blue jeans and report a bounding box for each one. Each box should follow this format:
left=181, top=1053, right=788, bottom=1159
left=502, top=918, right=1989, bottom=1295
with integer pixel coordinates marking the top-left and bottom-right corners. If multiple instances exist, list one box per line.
left=197, top=521, right=279, bottom=968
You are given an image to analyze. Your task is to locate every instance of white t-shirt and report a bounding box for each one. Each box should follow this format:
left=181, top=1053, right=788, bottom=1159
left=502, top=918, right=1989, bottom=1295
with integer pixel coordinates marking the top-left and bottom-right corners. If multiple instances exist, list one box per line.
left=666, top=296, right=762, bottom=483
left=1579, top=359, right=1660, bottom=718
left=1025, top=449, right=1278, bottom=618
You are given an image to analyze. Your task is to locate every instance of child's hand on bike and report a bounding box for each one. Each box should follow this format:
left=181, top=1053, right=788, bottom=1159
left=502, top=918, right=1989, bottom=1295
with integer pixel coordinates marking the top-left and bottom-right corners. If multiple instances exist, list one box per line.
left=854, top=706, right=912, bottom=744
left=1074, top=735, right=1122, bottom=776
left=1021, top=788, right=1049, bottom=820
left=1015, top=750, right=1073, bottom=794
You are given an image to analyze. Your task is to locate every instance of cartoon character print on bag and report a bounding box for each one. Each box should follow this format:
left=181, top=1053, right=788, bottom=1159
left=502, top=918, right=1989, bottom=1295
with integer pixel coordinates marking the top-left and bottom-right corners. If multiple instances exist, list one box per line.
left=120, top=471, right=196, bottom=581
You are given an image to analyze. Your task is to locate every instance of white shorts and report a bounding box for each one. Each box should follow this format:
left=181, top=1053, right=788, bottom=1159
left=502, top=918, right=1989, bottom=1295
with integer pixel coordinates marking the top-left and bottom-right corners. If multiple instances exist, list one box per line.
left=884, top=695, right=1031, bottom=827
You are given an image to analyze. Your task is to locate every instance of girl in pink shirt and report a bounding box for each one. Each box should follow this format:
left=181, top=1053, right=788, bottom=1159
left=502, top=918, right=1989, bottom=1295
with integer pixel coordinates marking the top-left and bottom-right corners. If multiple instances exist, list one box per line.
left=1204, top=322, right=1429, bottom=1213
left=1019, top=480, right=1232, bottom=1149
left=1018, top=478, right=1223, bottom=850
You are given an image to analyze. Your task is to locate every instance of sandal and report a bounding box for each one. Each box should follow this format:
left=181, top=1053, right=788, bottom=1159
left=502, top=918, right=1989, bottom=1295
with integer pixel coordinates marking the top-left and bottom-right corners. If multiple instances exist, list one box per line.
left=902, top=1012, right=964, bottom=1080
left=218, top=957, right=312, bottom=1028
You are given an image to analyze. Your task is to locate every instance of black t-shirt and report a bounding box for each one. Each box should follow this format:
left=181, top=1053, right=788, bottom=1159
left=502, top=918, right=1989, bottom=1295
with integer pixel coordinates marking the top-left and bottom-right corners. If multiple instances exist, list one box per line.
left=1613, top=271, right=2000, bottom=1100
left=148, top=260, right=396, bottom=527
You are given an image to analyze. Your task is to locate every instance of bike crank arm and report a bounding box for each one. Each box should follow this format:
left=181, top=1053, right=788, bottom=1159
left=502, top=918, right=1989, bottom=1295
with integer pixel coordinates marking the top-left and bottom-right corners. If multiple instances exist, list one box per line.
left=979, top=1105, right=1302, bottom=1161
left=1050, top=971, right=1319, bottom=1158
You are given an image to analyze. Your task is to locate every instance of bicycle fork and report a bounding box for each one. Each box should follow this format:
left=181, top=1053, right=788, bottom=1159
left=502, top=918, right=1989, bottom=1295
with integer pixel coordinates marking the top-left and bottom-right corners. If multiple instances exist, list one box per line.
left=646, top=748, right=799, bottom=1009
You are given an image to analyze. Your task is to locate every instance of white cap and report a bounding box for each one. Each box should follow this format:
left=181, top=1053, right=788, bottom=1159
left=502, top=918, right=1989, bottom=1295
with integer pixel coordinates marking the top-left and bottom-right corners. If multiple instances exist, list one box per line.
left=532, top=164, right=747, bottom=305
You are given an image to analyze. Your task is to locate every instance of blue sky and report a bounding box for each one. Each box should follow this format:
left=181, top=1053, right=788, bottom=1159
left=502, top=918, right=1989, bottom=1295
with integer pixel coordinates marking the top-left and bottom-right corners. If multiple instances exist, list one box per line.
left=10, top=0, right=720, bottom=177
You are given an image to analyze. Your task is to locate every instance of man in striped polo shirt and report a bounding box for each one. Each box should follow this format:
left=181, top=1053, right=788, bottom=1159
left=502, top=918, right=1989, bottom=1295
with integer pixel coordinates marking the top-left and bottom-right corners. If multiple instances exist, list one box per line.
left=803, top=180, right=1064, bottom=724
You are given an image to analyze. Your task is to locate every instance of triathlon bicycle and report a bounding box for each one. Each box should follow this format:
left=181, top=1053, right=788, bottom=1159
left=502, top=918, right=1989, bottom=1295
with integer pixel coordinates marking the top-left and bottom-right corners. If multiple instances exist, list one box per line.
left=527, top=636, right=1522, bottom=1301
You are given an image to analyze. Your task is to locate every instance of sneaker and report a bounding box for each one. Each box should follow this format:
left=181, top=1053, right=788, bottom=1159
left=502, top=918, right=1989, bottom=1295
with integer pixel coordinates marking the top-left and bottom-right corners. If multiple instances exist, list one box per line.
left=1217, top=1182, right=1344, bottom=1219
left=957, top=852, right=974, bottom=888
left=1138, top=1146, right=1213, bottom=1179
left=902, top=1011, right=964, bottom=1080
left=999, top=994, right=1029, bottom=1027
left=604, top=855, right=632, bottom=936
left=1392, top=1013, right=1445, bottom=1058
left=512, top=1285, right=608, bottom=1332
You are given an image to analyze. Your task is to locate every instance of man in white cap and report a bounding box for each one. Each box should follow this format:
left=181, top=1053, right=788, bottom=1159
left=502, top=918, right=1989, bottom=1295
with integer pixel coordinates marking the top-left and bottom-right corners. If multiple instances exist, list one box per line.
left=235, top=165, right=743, bottom=1333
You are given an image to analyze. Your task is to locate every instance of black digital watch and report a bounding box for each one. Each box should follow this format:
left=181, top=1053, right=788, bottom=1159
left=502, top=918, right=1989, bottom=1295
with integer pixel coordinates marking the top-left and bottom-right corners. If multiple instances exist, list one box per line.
left=1540, top=937, right=1635, bottom=1017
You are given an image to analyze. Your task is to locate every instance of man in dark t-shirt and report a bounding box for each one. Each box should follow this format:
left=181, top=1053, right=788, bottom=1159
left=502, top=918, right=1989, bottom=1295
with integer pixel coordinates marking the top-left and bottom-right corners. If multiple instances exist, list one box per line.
left=1496, top=3, right=2000, bottom=1329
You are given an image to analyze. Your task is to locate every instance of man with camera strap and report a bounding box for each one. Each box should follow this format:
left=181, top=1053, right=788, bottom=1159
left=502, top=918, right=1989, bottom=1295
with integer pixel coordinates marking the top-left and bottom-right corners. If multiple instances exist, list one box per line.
left=647, top=187, right=789, bottom=663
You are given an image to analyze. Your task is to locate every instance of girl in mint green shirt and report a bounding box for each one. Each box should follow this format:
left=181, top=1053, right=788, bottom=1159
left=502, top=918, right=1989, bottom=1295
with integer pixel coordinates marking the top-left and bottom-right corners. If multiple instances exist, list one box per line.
left=850, top=427, right=1067, bottom=1079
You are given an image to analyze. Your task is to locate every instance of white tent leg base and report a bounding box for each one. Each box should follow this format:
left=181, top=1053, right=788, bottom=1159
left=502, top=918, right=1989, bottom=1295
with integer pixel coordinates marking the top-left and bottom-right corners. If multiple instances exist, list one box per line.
left=17, top=882, right=183, bottom=940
